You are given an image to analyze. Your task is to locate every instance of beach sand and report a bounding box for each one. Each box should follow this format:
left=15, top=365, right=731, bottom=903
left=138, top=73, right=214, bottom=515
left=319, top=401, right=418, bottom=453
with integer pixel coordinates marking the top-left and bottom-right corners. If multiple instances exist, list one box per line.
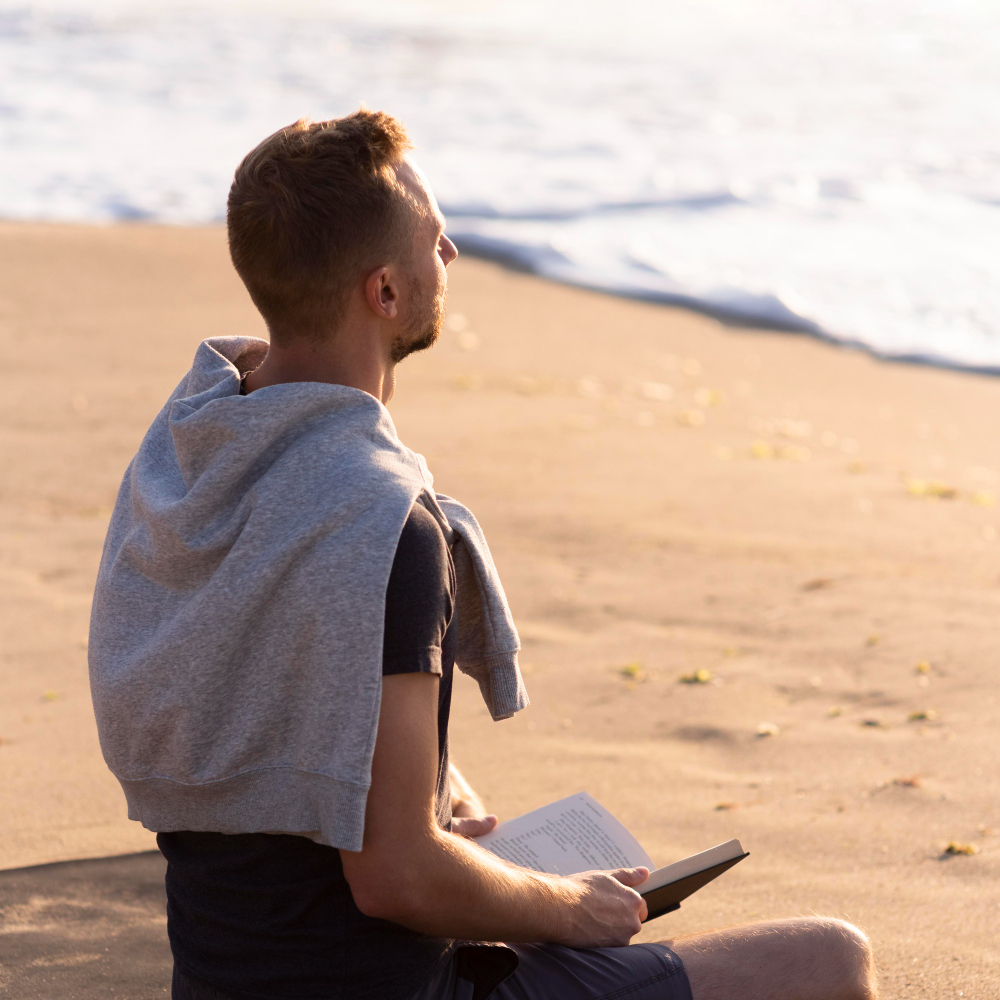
left=1, top=222, right=998, bottom=997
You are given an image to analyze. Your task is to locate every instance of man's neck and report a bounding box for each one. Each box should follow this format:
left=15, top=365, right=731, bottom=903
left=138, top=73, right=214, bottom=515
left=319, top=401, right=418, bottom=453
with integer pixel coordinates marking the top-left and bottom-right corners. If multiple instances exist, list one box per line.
left=244, top=326, right=396, bottom=404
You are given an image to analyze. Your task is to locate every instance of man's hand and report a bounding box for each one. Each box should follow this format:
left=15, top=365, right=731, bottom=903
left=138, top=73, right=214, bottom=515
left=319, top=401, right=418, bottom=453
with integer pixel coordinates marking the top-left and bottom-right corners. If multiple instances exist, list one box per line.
left=556, top=867, right=649, bottom=948
left=451, top=814, right=498, bottom=838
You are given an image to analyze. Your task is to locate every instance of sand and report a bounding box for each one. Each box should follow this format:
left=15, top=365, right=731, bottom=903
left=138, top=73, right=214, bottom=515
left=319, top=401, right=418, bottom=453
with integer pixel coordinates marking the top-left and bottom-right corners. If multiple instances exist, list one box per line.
left=1, top=222, right=998, bottom=998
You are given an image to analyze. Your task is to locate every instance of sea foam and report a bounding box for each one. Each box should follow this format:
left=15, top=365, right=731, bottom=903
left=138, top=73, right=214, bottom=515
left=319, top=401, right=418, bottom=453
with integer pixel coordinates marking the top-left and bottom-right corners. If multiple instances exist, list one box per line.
left=2, top=0, right=999, bottom=370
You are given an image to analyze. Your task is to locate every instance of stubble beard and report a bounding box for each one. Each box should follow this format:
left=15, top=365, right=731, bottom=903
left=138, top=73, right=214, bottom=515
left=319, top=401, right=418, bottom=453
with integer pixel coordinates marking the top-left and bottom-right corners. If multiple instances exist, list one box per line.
left=389, top=273, right=446, bottom=365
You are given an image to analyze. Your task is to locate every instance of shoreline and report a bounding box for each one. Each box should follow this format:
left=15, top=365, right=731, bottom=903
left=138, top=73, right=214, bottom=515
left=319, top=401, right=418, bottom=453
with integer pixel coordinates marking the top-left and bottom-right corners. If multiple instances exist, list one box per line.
left=1, top=222, right=998, bottom=996
left=3, top=218, right=997, bottom=381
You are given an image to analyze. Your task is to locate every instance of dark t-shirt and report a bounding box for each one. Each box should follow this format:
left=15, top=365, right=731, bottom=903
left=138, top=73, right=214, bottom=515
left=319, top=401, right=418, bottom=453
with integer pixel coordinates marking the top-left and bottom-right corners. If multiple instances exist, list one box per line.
left=157, top=504, right=458, bottom=1000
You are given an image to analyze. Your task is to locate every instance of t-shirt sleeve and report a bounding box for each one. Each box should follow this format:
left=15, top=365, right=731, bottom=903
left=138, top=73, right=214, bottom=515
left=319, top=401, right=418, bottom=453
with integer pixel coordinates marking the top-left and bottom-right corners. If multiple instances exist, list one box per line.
left=381, top=503, right=456, bottom=676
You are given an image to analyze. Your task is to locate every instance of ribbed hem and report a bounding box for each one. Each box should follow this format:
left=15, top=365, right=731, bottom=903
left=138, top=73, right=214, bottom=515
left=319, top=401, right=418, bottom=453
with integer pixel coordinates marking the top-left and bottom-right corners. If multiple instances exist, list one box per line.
left=120, top=768, right=369, bottom=852
left=480, top=652, right=530, bottom=720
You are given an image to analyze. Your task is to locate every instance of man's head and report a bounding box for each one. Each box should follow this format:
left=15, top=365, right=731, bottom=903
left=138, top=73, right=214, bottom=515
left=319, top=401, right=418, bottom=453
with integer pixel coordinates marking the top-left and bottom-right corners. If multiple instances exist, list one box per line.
left=227, top=111, right=456, bottom=358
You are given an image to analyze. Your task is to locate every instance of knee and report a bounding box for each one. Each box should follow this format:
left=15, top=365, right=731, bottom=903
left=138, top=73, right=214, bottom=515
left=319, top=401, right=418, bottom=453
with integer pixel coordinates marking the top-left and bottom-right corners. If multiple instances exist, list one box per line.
left=808, top=917, right=877, bottom=1000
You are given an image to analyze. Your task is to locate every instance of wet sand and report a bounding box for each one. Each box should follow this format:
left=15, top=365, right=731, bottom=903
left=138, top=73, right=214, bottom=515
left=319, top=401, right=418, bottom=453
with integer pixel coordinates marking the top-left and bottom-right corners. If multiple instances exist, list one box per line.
left=1, top=223, right=998, bottom=997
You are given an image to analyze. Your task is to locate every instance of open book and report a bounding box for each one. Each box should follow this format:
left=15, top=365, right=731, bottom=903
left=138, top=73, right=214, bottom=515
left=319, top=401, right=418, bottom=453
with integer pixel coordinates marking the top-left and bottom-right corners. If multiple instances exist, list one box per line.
left=475, top=792, right=748, bottom=921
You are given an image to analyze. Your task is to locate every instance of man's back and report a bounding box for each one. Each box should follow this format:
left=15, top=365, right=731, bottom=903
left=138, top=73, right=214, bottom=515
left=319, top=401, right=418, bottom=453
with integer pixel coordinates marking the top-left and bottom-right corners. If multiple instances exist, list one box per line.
left=160, top=505, right=457, bottom=1000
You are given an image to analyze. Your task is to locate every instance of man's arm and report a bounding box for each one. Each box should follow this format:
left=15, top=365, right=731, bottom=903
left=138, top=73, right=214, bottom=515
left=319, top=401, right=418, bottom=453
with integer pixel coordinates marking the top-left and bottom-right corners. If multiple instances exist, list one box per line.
left=340, top=672, right=648, bottom=945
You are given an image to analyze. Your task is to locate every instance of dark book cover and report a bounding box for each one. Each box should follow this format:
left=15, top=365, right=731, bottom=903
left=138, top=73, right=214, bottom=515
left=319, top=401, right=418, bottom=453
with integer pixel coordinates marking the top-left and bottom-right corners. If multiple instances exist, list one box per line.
left=641, top=853, right=749, bottom=922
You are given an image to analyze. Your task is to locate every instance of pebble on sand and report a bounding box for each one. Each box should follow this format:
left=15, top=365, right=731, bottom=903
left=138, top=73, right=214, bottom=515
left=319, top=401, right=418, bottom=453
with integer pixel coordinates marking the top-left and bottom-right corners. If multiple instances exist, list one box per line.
left=943, top=842, right=978, bottom=856
left=679, top=668, right=712, bottom=684
left=756, top=721, right=779, bottom=737
left=906, top=479, right=957, bottom=499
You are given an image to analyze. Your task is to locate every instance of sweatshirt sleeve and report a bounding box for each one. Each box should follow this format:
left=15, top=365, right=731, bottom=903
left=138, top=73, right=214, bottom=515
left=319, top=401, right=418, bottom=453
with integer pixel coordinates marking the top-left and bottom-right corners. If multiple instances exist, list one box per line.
left=432, top=494, right=529, bottom=721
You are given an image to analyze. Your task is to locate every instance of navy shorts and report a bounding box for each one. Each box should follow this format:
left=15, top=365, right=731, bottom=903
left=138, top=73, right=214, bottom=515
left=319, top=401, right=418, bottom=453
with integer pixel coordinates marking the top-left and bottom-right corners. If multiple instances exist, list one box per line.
left=172, top=941, right=692, bottom=1000
left=408, top=941, right=693, bottom=1000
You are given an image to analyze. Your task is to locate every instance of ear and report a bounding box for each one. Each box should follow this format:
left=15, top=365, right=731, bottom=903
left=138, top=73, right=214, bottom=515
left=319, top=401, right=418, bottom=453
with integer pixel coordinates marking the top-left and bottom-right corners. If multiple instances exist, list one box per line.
left=364, top=266, right=399, bottom=321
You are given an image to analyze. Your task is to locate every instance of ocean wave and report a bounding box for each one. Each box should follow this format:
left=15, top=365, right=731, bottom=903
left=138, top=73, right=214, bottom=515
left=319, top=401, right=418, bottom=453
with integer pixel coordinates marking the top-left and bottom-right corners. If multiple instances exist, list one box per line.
left=1, top=0, right=999, bottom=370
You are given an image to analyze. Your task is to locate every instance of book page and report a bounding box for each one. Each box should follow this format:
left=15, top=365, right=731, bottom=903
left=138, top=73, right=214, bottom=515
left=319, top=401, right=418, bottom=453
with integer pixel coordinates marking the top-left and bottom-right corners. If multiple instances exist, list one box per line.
left=642, top=839, right=746, bottom=893
left=475, top=792, right=654, bottom=876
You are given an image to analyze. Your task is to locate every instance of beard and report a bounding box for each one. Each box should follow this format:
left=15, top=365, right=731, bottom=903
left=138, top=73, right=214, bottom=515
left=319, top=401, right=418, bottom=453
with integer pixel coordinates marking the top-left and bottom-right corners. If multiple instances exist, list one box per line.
left=389, top=272, right=445, bottom=364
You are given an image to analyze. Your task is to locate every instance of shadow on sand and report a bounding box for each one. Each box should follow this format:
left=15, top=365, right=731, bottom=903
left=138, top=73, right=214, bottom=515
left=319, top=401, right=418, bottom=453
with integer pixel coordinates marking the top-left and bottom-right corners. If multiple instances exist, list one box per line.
left=0, top=851, right=171, bottom=999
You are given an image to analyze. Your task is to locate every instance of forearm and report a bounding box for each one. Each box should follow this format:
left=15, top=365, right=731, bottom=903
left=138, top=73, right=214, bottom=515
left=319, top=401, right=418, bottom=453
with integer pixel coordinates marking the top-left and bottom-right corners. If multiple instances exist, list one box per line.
left=353, top=826, right=580, bottom=943
left=344, top=674, right=644, bottom=946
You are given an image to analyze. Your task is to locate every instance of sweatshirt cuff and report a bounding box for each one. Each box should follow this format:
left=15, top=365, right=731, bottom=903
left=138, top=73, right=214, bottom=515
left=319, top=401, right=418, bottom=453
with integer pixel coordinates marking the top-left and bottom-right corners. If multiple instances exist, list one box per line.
left=481, top=651, right=530, bottom=720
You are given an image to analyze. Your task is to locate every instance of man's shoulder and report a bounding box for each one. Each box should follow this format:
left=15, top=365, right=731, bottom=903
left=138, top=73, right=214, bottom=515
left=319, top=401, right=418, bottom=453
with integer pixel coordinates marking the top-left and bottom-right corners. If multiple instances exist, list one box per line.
left=394, top=503, right=451, bottom=572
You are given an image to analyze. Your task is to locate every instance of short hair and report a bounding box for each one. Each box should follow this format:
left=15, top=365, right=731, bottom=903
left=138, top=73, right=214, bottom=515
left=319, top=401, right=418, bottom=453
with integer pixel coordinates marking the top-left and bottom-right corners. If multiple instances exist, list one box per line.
left=227, top=110, right=417, bottom=341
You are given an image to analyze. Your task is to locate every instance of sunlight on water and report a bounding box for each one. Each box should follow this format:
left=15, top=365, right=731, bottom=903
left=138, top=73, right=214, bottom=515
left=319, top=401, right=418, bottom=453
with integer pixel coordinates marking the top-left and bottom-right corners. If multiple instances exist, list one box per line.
left=2, top=0, right=999, bottom=368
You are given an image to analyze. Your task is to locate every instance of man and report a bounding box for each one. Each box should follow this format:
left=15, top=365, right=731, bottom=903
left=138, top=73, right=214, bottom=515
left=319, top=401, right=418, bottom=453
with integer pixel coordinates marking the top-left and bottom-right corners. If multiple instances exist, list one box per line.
left=89, top=111, right=878, bottom=1000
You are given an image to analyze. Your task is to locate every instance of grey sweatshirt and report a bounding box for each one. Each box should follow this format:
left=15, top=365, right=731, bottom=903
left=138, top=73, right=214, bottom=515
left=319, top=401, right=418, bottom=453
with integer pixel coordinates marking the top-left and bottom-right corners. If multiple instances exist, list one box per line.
left=89, top=336, right=527, bottom=852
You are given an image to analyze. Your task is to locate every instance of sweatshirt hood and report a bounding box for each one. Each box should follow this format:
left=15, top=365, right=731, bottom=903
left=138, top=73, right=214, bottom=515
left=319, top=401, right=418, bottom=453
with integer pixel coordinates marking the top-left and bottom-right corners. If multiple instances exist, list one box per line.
left=128, top=336, right=410, bottom=591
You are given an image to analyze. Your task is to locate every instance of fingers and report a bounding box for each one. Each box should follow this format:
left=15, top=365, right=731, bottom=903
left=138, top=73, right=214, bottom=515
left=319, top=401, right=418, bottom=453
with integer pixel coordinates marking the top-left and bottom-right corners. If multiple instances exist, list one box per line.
left=452, top=814, right=498, bottom=839
left=609, top=866, right=649, bottom=887
left=476, top=814, right=499, bottom=835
